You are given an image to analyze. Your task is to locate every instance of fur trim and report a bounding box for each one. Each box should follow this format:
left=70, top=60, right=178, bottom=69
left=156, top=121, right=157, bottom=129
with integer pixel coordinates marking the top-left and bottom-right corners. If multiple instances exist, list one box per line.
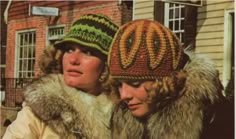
left=111, top=52, right=223, bottom=139
left=38, top=45, right=63, bottom=74
left=23, top=74, right=113, bottom=139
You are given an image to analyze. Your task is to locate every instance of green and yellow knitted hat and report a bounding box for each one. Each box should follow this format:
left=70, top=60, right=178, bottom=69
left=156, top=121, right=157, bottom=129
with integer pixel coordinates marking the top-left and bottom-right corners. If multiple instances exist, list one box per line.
left=55, top=14, right=118, bottom=55
left=108, top=19, right=189, bottom=80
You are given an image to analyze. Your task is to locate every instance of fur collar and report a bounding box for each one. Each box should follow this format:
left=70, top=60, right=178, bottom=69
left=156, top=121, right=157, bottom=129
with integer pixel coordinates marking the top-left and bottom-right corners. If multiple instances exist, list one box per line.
left=23, top=74, right=113, bottom=139
left=111, top=52, right=224, bottom=139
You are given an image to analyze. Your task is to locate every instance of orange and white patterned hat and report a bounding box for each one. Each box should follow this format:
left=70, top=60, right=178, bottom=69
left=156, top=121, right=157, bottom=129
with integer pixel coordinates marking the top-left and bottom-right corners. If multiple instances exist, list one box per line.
left=108, top=19, right=189, bottom=80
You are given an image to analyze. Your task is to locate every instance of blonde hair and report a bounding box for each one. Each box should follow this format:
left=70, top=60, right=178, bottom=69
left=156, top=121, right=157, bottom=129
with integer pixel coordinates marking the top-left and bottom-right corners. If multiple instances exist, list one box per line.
left=109, top=70, right=187, bottom=105
left=144, top=70, right=187, bottom=104
left=39, top=45, right=64, bottom=74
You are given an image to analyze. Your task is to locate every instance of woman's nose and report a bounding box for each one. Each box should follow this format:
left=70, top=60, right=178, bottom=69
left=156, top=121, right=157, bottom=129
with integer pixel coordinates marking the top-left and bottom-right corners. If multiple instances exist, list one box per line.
left=69, top=49, right=81, bottom=65
left=119, top=83, right=132, bottom=100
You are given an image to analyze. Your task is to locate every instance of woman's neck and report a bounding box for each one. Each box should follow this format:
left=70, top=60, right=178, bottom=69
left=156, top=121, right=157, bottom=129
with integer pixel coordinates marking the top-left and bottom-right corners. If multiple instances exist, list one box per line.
left=79, top=85, right=102, bottom=96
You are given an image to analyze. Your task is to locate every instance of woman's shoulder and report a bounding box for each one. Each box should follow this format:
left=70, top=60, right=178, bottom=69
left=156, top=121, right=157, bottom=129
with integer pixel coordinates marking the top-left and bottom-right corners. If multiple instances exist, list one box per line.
left=23, top=74, right=65, bottom=97
left=22, top=74, right=70, bottom=114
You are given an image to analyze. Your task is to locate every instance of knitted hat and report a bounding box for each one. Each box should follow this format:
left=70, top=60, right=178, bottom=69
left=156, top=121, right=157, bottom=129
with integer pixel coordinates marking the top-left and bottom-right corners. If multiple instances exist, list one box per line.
left=55, top=14, right=118, bottom=55
left=108, top=19, right=189, bottom=80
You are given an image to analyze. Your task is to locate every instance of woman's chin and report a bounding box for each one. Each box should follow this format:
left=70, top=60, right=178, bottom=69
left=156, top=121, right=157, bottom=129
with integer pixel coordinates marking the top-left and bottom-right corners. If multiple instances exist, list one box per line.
left=130, top=110, right=147, bottom=118
left=64, top=79, right=80, bottom=87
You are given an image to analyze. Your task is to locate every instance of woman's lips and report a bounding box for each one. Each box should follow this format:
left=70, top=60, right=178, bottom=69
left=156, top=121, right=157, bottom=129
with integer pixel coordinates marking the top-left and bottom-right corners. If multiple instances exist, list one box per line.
left=128, top=104, right=140, bottom=110
left=67, top=70, right=82, bottom=76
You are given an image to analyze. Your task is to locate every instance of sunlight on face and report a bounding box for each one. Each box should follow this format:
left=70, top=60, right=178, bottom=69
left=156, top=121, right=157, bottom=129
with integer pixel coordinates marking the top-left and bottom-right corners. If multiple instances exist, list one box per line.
left=62, top=43, right=105, bottom=95
left=118, top=81, right=155, bottom=117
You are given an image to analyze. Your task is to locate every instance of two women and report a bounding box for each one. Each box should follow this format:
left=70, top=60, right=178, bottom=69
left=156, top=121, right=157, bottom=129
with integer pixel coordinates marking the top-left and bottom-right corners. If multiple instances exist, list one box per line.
left=4, top=16, right=227, bottom=139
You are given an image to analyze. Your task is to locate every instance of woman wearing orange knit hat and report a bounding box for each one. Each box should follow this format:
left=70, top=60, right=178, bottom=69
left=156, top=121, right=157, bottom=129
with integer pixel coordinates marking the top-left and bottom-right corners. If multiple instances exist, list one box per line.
left=108, top=19, right=225, bottom=139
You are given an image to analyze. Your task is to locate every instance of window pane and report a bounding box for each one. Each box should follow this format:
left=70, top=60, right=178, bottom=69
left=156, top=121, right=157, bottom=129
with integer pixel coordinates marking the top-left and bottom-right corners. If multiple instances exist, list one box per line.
left=29, top=33, right=32, bottom=45
left=175, top=20, right=179, bottom=30
left=169, top=21, right=173, bottom=30
left=19, top=60, right=22, bottom=71
left=181, top=20, right=184, bottom=30
left=20, top=34, right=23, bottom=46
left=169, top=9, right=173, bottom=19
left=181, top=8, right=185, bottom=18
left=175, top=8, right=179, bottom=18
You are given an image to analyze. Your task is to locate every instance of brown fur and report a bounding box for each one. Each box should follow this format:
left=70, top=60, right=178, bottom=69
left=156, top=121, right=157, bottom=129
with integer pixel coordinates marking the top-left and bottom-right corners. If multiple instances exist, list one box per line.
left=38, top=45, right=63, bottom=74
left=111, top=52, right=224, bottom=139
left=23, top=74, right=114, bottom=139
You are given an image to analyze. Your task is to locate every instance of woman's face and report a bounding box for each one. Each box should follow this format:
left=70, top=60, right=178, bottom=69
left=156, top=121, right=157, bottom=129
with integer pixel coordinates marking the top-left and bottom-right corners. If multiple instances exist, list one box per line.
left=62, top=43, right=105, bottom=95
left=118, top=81, right=155, bottom=118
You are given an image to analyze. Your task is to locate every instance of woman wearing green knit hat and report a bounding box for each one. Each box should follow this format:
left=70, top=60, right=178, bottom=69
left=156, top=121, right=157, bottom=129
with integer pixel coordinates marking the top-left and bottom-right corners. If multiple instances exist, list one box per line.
left=108, top=19, right=225, bottom=139
left=3, top=14, right=118, bottom=139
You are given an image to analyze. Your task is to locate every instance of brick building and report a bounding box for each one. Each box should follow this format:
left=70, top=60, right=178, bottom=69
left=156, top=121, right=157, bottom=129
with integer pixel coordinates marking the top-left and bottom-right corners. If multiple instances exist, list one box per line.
left=3, top=1, right=132, bottom=107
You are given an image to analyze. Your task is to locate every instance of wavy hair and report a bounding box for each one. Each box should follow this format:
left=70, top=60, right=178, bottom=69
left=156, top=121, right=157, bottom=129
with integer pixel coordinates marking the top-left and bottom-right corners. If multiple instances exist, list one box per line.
left=108, top=70, right=187, bottom=106
left=39, top=45, right=64, bottom=74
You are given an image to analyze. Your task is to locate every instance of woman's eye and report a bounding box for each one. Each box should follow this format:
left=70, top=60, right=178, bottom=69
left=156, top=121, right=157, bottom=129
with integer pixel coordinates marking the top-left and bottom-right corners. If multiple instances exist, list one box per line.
left=83, top=50, right=92, bottom=56
left=128, top=81, right=142, bottom=88
left=64, top=47, right=74, bottom=53
left=67, top=49, right=74, bottom=53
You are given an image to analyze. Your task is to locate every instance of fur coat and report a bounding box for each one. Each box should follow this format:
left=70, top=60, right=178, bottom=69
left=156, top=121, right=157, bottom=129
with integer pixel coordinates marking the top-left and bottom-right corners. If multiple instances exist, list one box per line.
left=111, top=53, right=225, bottom=139
left=23, top=74, right=113, bottom=139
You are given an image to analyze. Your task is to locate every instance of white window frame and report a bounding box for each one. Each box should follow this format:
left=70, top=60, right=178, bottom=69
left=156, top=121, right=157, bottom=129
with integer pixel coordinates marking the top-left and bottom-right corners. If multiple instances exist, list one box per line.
left=164, top=2, right=185, bottom=44
left=45, top=24, right=65, bottom=47
left=223, top=9, right=234, bottom=89
left=14, top=29, right=36, bottom=78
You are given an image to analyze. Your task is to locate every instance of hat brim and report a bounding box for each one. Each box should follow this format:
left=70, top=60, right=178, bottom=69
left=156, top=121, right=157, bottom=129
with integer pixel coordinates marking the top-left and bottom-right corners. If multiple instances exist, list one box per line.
left=54, top=37, right=108, bottom=55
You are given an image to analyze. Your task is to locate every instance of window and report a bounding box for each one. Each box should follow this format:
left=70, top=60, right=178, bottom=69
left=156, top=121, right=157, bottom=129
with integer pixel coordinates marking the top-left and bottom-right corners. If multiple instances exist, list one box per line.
left=164, top=3, right=185, bottom=44
left=46, top=24, right=65, bottom=46
left=15, top=30, right=36, bottom=78
left=154, top=1, right=197, bottom=48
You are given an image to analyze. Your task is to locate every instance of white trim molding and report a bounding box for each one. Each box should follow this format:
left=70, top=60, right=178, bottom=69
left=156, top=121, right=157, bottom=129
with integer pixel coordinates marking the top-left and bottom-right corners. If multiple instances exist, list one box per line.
left=222, top=9, right=234, bottom=90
